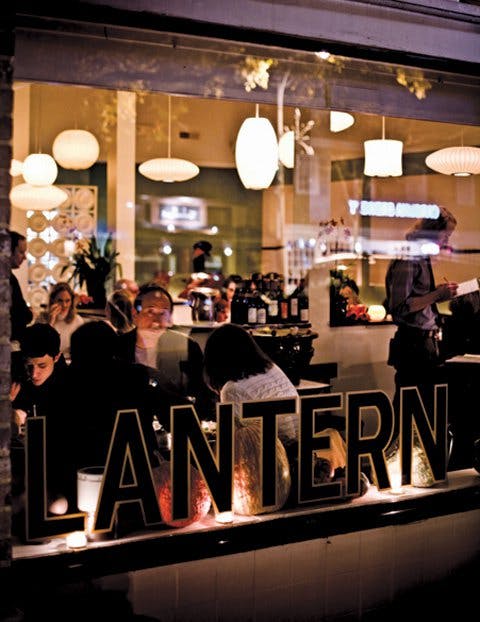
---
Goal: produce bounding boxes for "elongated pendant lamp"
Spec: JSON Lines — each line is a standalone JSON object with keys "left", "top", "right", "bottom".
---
{"left": 364, "top": 116, "right": 403, "bottom": 177}
{"left": 10, "top": 183, "right": 68, "bottom": 211}
{"left": 139, "top": 95, "right": 199, "bottom": 183}
{"left": 235, "top": 104, "right": 279, "bottom": 189}
{"left": 425, "top": 145, "right": 480, "bottom": 176}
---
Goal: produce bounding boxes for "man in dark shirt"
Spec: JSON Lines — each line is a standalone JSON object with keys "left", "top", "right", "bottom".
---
{"left": 385, "top": 206, "right": 458, "bottom": 440}
{"left": 10, "top": 230, "right": 33, "bottom": 347}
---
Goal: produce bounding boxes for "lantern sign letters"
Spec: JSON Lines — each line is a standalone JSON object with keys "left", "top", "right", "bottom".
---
{"left": 24, "top": 385, "right": 448, "bottom": 541}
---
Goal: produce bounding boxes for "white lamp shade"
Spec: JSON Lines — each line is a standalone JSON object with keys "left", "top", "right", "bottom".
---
{"left": 364, "top": 139, "right": 403, "bottom": 177}
{"left": 330, "top": 111, "right": 355, "bottom": 133}
{"left": 9, "top": 183, "right": 69, "bottom": 211}
{"left": 425, "top": 146, "right": 480, "bottom": 177}
{"left": 235, "top": 116, "right": 279, "bottom": 189}
{"left": 22, "top": 153, "right": 58, "bottom": 186}
{"left": 138, "top": 157, "right": 199, "bottom": 182}
{"left": 368, "top": 304, "right": 387, "bottom": 322}
{"left": 278, "top": 130, "right": 295, "bottom": 168}
{"left": 53, "top": 129, "right": 100, "bottom": 170}
{"left": 10, "top": 159, "right": 23, "bottom": 177}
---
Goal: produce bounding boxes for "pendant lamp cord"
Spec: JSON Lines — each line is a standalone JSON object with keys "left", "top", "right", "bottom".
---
{"left": 382, "top": 115, "right": 385, "bottom": 140}
{"left": 167, "top": 94, "right": 172, "bottom": 158}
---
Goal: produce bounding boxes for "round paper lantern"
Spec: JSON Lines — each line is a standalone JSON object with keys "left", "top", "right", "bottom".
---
{"left": 10, "top": 183, "right": 69, "bottom": 211}
{"left": 53, "top": 129, "right": 100, "bottom": 170}
{"left": 368, "top": 304, "right": 387, "bottom": 322}
{"left": 138, "top": 157, "right": 199, "bottom": 182}
{"left": 22, "top": 153, "right": 58, "bottom": 186}
{"left": 10, "top": 159, "right": 23, "bottom": 177}
{"left": 278, "top": 130, "right": 295, "bottom": 169}
{"left": 425, "top": 146, "right": 480, "bottom": 177}
{"left": 364, "top": 139, "right": 403, "bottom": 177}
{"left": 330, "top": 111, "right": 355, "bottom": 133}
{"left": 235, "top": 116, "right": 279, "bottom": 189}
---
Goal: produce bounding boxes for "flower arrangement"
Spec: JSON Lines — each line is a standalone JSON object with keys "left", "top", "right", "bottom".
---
{"left": 62, "top": 234, "right": 122, "bottom": 307}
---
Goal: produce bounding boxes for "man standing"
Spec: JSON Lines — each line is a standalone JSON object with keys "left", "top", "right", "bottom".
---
{"left": 10, "top": 231, "right": 33, "bottom": 348}
{"left": 385, "top": 206, "right": 458, "bottom": 440}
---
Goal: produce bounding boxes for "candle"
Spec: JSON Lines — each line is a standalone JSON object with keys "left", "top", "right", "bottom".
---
{"left": 77, "top": 466, "right": 104, "bottom": 534}
{"left": 66, "top": 531, "right": 87, "bottom": 549}
{"left": 215, "top": 511, "right": 234, "bottom": 524}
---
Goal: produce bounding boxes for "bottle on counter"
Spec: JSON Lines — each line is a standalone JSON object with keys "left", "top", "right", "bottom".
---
{"left": 279, "top": 278, "right": 290, "bottom": 324}
{"left": 267, "top": 278, "right": 280, "bottom": 324}
{"left": 297, "top": 277, "right": 310, "bottom": 323}
{"left": 289, "top": 278, "right": 300, "bottom": 323}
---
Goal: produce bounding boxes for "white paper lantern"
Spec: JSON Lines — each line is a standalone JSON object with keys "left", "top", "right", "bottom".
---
{"left": 139, "top": 157, "right": 199, "bottom": 182}
{"left": 10, "top": 183, "right": 68, "bottom": 211}
{"left": 364, "top": 139, "right": 403, "bottom": 177}
{"left": 235, "top": 115, "right": 279, "bottom": 189}
{"left": 53, "top": 129, "right": 100, "bottom": 170}
{"left": 330, "top": 111, "right": 355, "bottom": 133}
{"left": 425, "top": 146, "right": 480, "bottom": 177}
{"left": 22, "top": 153, "right": 58, "bottom": 186}
{"left": 367, "top": 304, "right": 387, "bottom": 322}
{"left": 278, "top": 130, "right": 295, "bottom": 169}
{"left": 10, "top": 159, "right": 23, "bottom": 177}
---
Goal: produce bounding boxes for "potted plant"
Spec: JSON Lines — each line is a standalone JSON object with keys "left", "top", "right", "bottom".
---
{"left": 62, "top": 234, "right": 122, "bottom": 309}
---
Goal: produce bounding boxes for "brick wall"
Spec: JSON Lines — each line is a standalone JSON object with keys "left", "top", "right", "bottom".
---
{"left": 0, "top": 6, "right": 14, "bottom": 571}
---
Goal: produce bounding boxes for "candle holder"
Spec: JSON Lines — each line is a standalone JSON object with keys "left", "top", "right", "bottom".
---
{"left": 77, "top": 466, "right": 104, "bottom": 538}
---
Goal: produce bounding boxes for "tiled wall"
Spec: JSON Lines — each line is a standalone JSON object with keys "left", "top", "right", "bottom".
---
{"left": 125, "top": 508, "right": 480, "bottom": 621}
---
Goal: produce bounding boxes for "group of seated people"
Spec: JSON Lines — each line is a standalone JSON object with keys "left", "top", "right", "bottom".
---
{"left": 10, "top": 277, "right": 311, "bottom": 535}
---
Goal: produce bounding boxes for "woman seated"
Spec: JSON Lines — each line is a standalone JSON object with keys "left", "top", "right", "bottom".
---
{"left": 203, "top": 323, "right": 298, "bottom": 445}
{"left": 38, "top": 281, "right": 84, "bottom": 361}
{"left": 214, "top": 276, "right": 239, "bottom": 323}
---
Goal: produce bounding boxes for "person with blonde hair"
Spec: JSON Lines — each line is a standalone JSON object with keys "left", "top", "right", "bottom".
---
{"left": 105, "top": 289, "right": 135, "bottom": 334}
{"left": 39, "top": 281, "right": 84, "bottom": 360}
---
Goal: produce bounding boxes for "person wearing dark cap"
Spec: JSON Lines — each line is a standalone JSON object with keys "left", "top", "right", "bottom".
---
{"left": 192, "top": 240, "right": 212, "bottom": 272}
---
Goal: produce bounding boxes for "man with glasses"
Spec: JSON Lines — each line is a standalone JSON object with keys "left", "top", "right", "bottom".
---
{"left": 117, "top": 283, "right": 217, "bottom": 423}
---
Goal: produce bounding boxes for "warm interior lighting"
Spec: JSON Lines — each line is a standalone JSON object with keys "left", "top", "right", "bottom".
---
{"left": 367, "top": 305, "right": 387, "bottom": 322}
{"left": 9, "top": 183, "right": 68, "bottom": 211}
{"left": 330, "top": 111, "right": 355, "bottom": 133}
{"left": 10, "top": 159, "right": 23, "bottom": 177}
{"left": 425, "top": 146, "right": 480, "bottom": 177}
{"left": 77, "top": 466, "right": 104, "bottom": 535}
{"left": 22, "top": 153, "right": 58, "bottom": 186}
{"left": 235, "top": 104, "right": 279, "bottom": 189}
{"left": 66, "top": 531, "right": 87, "bottom": 549}
{"left": 364, "top": 117, "right": 403, "bottom": 177}
{"left": 215, "top": 510, "right": 234, "bottom": 524}
{"left": 139, "top": 95, "right": 199, "bottom": 182}
{"left": 278, "top": 130, "right": 295, "bottom": 168}
{"left": 53, "top": 129, "right": 100, "bottom": 170}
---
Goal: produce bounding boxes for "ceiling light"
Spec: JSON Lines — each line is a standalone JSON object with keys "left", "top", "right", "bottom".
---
{"left": 364, "top": 117, "right": 403, "bottom": 177}
{"left": 278, "top": 130, "right": 295, "bottom": 169}
{"left": 10, "top": 159, "right": 23, "bottom": 177}
{"left": 22, "top": 153, "right": 58, "bottom": 186}
{"left": 139, "top": 95, "right": 199, "bottom": 183}
{"left": 53, "top": 129, "right": 100, "bottom": 170}
{"left": 425, "top": 146, "right": 480, "bottom": 177}
{"left": 10, "top": 183, "right": 69, "bottom": 211}
{"left": 235, "top": 104, "right": 279, "bottom": 190}
{"left": 330, "top": 111, "right": 355, "bottom": 133}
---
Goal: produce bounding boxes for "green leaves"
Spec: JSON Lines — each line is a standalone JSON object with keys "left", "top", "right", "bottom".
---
{"left": 62, "top": 234, "right": 122, "bottom": 288}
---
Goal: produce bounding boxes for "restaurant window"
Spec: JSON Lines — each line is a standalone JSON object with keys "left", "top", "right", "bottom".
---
{"left": 10, "top": 26, "right": 480, "bottom": 543}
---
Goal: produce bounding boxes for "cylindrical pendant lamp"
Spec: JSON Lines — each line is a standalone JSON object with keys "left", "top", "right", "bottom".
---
{"left": 364, "top": 117, "right": 403, "bottom": 177}
{"left": 53, "top": 129, "right": 100, "bottom": 170}
{"left": 22, "top": 153, "right": 58, "bottom": 186}
{"left": 235, "top": 105, "right": 279, "bottom": 189}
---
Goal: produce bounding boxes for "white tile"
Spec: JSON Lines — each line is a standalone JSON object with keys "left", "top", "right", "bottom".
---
{"left": 393, "top": 521, "right": 426, "bottom": 563}
{"left": 291, "top": 580, "right": 325, "bottom": 620}
{"left": 325, "top": 570, "right": 360, "bottom": 618}
{"left": 290, "top": 538, "right": 327, "bottom": 585}
{"left": 175, "top": 599, "right": 217, "bottom": 622}
{"left": 128, "top": 565, "right": 177, "bottom": 617}
{"left": 254, "top": 545, "right": 292, "bottom": 592}
{"left": 177, "top": 557, "right": 217, "bottom": 607}
{"left": 325, "top": 533, "right": 360, "bottom": 576}
{"left": 359, "top": 564, "right": 393, "bottom": 612}
{"left": 392, "top": 559, "right": 423, "bottom": 597}
{"left": 254, "top": 586, "right": 292, "bottom": 622}
{"left": 359, "top": 526, "right": 394, "bottom": 568}
{"left": 216, "top": 551, "right": 255, "bottom": 602}
{"left": 217, "top": 594, "right": 255, "bottom": 622}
